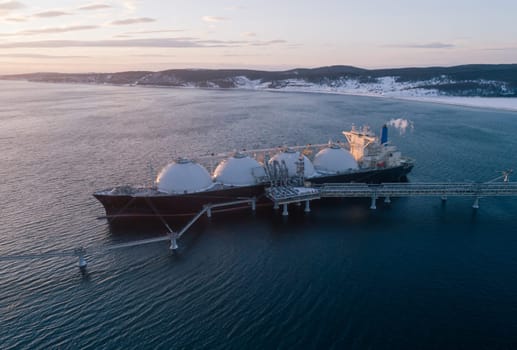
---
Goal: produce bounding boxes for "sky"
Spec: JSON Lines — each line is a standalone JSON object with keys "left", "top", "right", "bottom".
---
{"left": 0, "top": 0, "right": 516, "bottom": 74}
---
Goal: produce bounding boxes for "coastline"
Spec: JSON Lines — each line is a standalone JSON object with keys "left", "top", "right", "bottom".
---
{"left": 261, "top": 87, "right": 517, "bottom": 112}
{"left": 2, "top": 78, "right": 517, "bottom": 112}
{"left": 385, "top": 95, "right": 517, "bottom": 112}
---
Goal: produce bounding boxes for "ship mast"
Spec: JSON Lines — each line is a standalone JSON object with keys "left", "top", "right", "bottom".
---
{"left": 342, "top": 125, "right": 377, "bottom": 162}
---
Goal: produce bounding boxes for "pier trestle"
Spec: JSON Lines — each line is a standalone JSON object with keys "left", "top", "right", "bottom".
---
{"left": 265, "top": 181, "right": 517, "bottom": 215}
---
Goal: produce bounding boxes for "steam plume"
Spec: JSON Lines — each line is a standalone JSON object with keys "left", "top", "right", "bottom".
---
{"left": 387, "top": 118, "right": 414, "bottom": 134}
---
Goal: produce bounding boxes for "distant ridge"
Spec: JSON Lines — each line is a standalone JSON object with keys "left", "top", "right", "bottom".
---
{"left": 2, "top": 64, "right": 517, "bottom": 97}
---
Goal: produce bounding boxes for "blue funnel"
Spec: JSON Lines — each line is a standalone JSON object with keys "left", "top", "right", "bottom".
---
{"left": 380, "top": 124, "right": 388, "bottom": 145}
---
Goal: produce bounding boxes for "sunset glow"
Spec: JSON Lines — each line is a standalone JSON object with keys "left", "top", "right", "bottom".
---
{"left": 1, "top": 0, "right": 516, "bottom": 74}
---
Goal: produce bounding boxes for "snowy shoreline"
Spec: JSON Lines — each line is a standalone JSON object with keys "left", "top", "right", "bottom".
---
{"left": 385, "top": 95, "right": 517, "bottom": 112}
{"left": 3, "top": 78, "right": 517, "bottom": 112}
{"left": 251, "top": 79, "right": 517, "bottom": 112}
{"left": 260, "top": 86, "right": 517, "bottom": 112}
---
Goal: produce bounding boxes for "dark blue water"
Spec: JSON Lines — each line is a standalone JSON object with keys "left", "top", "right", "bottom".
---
{"left": 1, "top": 80, "right": 517, "bottom": 349}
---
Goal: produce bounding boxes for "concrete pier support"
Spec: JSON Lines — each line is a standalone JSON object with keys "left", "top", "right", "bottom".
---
{"left": 206, "top": 207, "right": 212, "bottom": 218}
{"left": 251, "top": 198, "right": 256, "bottom": 211}
{"left": 441, "top": 196, "right": 447, "bottom": 202}
{"left": 273, "top": 202, "right": 279, "bottom": 210}
{"left": 384, "top": 196, "right": 391, "bottom": 204}
{"left": 169, "top": 232, "right": 179, "bottom": 250}
{"left": 282, "top": 203, "right": 289, "bottom": 216}
{"left": 370, "top": 196, "right": 377, "bottom": 210}
{"left": 472, "top": 197, "right": 480, "bottom": 209}
{"left": 304, "top": 200, "right": 311, "bottom": 213}
{"left": 75, "top": 247, "right": 87, "bottom": 269}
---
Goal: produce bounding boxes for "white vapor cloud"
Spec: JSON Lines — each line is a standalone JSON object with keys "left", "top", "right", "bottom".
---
{"left": 387, "top": 118, "right": 414, "bottom": 134}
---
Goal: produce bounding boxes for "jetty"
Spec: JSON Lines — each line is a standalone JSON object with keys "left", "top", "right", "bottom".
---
{"left": 266, "top": 181, "right": 517, "bottom": 214}
{"left": 3, "top": 177, "right": 517, "bottom": 271}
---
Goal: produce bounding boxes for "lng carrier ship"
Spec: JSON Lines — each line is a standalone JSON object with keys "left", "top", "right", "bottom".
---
{"left": 94, "top": 125, "right": 414, "bottom": 223}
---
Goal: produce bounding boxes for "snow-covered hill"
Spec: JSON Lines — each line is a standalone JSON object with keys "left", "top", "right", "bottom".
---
{"left": 2, "top": 64, "right": 517, "bottom": 98}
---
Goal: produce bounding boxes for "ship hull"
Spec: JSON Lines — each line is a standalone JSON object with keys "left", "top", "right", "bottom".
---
{"left": 94, "top": 184, "right": 266, "bottom": 221}
{"left": 94, "top": 163, "right": 413, "bottom": 226}
{"left": 309, "top": 162, "right": 413, "bottom": 184}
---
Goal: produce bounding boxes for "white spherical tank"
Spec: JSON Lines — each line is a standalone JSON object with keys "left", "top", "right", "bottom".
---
{"left": 156, "top": 158, "right": 213, "bottom": 194}
{"left": 313, "top": 145, "right": 358, "bottom": 173}
{"left": 269, "top": 149, "right": 316, "bottom": 178}
{"left": 213, "top": 153, "right": 264, "bottom": 186}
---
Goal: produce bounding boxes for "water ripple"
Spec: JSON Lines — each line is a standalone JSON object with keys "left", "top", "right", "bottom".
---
{"left": 2, "top": 81, "right": 517, "bottom": 349}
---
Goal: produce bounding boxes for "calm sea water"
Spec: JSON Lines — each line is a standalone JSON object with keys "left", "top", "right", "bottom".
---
{"left": 1, "top": 80, "right": 517, "bottom": 349}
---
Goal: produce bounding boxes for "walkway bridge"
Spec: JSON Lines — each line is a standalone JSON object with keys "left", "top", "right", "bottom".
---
{"left": 266, "top": 181, "right": 517, "bottom": 214}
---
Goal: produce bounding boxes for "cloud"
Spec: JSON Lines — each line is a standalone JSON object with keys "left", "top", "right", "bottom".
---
{"left": 200, "top": 39, "right": 246, "bottom": 45}
{"left": 78, "top": 3, "right": 111, "bottom": 10}
{"left": 202, "top": 16, "right": 228, "bottom": 23}
{"left": 406, "top": 42, "right": 455, "bottom": 49}
{"left": 120, "top": 0, "right": 137, "bottom": 12}
{"left": 4, "top": 16, "right": 25, "bottom": 21}
{"left": 130, "top": 53, "right": 176, "bottom": 57}
{"left": 0, "top": 0, "right": 24, "bottom": 10}
{"left": 483, "top": 46, "right": 517, "bottom": 51}
{"left": 0, "top": 37, "right": 225, "bottom": 48}
{"left": 0, "top": 53, "right": 89, "bottom": 59}
{"left": 110, "top": 17, "right": 155, "bottom": 25}
{"left": 250, "top": 39, "right": 286, "bottom": 46}
{"left": 222, "top": 53, "right": 263, "bottom": 57}
{"left": 123, "top": 29, "right": 183, "bottom": 35}
{"left": 385, "top": 42, "right": 455, "bottom": 49}
{"left": 0, "top": 0, "right": 24, "bottom": 15}
{"left": 0, "top": 37, "right": 288, "bottom": 49}
{"left": 1, "top": 25, "right": 99, "bottom": 36}
{"left": 225, "top": 5, "right": 245, "bottom": 11}
{"left": 33, "top": 10, "right": 71, "bottom": 18}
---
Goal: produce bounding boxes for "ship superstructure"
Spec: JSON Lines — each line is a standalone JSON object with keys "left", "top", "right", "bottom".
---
{"left": 343, "top": 124, "right": 403, "bottom": 169}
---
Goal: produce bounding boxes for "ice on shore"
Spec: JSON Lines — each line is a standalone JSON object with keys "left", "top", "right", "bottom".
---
{"left": 232, "top": 75, "right": 517, "bottom": 112}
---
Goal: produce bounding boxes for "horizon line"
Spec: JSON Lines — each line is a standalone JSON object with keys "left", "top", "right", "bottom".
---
{"left": 3, "top": 62, "right": 517, "bottom": 76}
